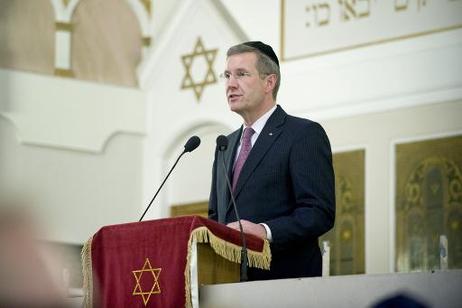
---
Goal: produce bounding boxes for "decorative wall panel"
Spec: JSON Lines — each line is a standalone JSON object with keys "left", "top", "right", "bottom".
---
{"left": 171, "top": 202, "right": 208, "bottom": 218}
{"left": 396, "top": 135, "right": 462, "bottom": 272}
{"left": 320, "top": 149, "right": 365, "bottom": 275}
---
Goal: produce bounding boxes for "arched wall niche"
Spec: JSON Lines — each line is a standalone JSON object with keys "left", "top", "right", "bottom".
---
{"left": 151, "top": 121, "right": 233, "bottom": 218}
{"left": 70, "top": 0, "right": 142, "bottom": 86}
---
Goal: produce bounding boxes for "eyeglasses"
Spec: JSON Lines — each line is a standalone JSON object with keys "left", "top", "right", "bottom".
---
{"left": 219, "top": 70, "right": 252, "bottom": 81}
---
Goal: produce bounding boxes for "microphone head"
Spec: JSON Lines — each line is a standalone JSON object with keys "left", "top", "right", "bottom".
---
{"left": 184, "top": 136, "right": 201, "bottom": 153}
{"left": 216, "top": 135, "right": 228, "bottom": 151}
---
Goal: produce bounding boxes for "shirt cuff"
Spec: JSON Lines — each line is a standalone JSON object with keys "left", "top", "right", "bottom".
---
{"left": 260, "top": 223, "right": 273, "bottom": 242}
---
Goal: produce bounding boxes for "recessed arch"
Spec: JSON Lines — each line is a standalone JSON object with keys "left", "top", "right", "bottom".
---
{"left": 162, "top": 120, "right": 232, "bottom": 160}
{"left": 71, "top": 0, "right": 143, "bottom": 86}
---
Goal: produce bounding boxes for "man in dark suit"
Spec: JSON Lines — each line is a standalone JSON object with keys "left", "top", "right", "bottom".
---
{"left": 209, "top": 41, "right": 335, "bottom": 280}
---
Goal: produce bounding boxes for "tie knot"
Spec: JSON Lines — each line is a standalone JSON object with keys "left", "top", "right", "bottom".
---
{"left": 242, "top": 127, "right": 255, "bottom": 142}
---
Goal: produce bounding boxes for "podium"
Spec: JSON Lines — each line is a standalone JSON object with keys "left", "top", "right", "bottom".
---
{"left": 81, "top": 216, "right": 271, "bottom": 307}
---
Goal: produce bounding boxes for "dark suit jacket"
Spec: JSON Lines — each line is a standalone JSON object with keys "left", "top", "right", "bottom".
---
{"left": 209, "top": 105, "right": 335, "bottom": 280}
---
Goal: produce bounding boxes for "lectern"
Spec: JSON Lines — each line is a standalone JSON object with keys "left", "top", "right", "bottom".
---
{"left": 81, "top": 216, "right": 270, "bottom": 307}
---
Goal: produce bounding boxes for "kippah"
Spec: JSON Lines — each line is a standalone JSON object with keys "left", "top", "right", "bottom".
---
{"left": 242, "top": 41, "right": 279, "bottom": 67}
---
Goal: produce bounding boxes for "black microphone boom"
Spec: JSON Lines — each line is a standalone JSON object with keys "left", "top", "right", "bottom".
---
{"left": 216, "top": 134, "right": 248, "bottom": 282}
{"left": 184, "top": 135, "right": 201, "bottom": 153}
{"left": 139, "top": 136, "right": 201, "bottom": 222}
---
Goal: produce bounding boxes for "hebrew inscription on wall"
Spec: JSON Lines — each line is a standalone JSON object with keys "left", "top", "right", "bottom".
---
{"left": 281, "top": 0, "right": 462, "bottom": 60}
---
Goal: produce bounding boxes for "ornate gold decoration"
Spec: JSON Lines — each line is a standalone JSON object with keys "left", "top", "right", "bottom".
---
{"left": 55, "top": 21, "right": 73, "bottom": 32}
{"left": 62, "top": 0, "right": 71, "bottom": 7}
{"left": 181, "top": 37, "right": 218, "bottom": 101}
{"left": 396, "top": 135, "right": 462, "bottom": 272}
{"left": 320, "top": 150, "right": 365, "bottom": 275}
{"left": 132, "top": 258, "right": 161, "bottom": 306}
{"left": 341, "top": 229, "right": 352, "bottom": 240}
{"left": 402, "top": 158, "right": 462, "bottom": 211}
{"left": 54, "top": 68, "right": 74, "bottom": 78}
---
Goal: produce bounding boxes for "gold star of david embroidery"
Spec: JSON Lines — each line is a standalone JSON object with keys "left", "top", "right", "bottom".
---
{"left": 181, "top": 37, "right": 218, "bottom": 101}
{"left": 132, "top": 258, "right": 162, "bottom": 306}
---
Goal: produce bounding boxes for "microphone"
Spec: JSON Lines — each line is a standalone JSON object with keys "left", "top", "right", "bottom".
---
{"left": 216, "top": 135, "right": 248, "bottom": 282}
{"left": 184, "top": 135, "right": 201, "bottom": 153}
{"left": 139, "top": 136, "right": 201, "bottom": 222}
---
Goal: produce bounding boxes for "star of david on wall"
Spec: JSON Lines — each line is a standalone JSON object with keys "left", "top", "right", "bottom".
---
{"left": 132, "top": 258, "right": 162, "bottom": 306}
{"left": 181, "top": 37, "right": 218, "bottom": 102}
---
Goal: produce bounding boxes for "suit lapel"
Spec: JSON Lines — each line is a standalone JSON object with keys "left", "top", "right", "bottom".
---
{"left": 229, "top": 106, "right": 287, "bottom": 208}
{"left": 226, "top": 129, "right": 241, "bottom": 182}
{"left": 221, "top": 129, "right": 241, "bottom": 216}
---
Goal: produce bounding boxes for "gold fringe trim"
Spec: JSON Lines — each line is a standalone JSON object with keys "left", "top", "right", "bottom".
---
{"left": 192, "top": 227, "right": 271, "bottom": 269}
{"left": 184, "top": 226, "right": 271, "bottom": 308}
{"left": 184, "top": 235, "right": 194, "bottom": 308}
{"left": 81, "top": 236, "right": 93, "bottom": 308}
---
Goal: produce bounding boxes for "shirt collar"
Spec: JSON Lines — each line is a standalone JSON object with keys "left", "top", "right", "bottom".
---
{"left": 242, "top": 104, "right": 277, "bottom": 138}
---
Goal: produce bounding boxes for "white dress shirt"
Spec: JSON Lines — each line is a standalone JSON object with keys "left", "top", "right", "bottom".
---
{"left": 234, "top": 104, "right": 277, "bottom": 241}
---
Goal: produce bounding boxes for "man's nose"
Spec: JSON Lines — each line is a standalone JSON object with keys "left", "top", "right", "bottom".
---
{"left": 226, "top": 75, "right": 239, "bottom": 87}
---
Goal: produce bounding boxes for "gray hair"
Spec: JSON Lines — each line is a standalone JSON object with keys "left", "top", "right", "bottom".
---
{"left": 227, "top": 44, "right": 281, "bottom": 100}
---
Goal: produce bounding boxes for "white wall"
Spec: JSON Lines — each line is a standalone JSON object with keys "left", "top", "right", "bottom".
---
{"left": 166, "top": 126, "right": 230, "bottom": 207}
{"left": 0, "top": 117, "right": 145, "bottom": 243}
{"left": 0, "top": 69, "right": 146, "bottom": 244}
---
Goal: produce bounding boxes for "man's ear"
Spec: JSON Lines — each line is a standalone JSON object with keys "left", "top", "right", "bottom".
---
{"left": 265, "top": 74, "right": 277, "bottom": 94}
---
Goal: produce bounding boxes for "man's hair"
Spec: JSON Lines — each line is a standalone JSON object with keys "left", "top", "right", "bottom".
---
{"left": 227, "top": 44, "right": 281, "bottom": 100}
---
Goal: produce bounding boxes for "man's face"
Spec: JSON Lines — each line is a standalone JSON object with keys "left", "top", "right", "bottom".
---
{"left": 224, "top": 52, "right": 267, "bottom": 117}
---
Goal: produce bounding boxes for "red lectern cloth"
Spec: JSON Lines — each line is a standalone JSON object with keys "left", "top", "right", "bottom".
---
{"left": 81, "top": 216, "right": 271, "bottom": 308}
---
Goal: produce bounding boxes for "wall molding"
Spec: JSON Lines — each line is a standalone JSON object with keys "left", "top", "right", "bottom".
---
{"left": 298, "top": 86, "right": 462, "bottom": 122}
{"left": 0, "top": 69, "right": 146, "bottom": 153}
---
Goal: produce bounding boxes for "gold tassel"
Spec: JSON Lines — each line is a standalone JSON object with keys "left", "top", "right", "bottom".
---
{"left": 184, "top": 233, "right": 197, "bottom": 308}
{"left": 81, "top": 237, "right": 93, "bottom": 308}
{"left": 191, "top": 226, "right": 271, "bottom": 269}
{"left": 184, "top": 227, "right": 272, "bottom": 307}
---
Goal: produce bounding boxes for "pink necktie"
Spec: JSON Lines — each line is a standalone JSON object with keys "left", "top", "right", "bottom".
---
{"left": 232, "top": 127, "right": 255, "bottom": 191}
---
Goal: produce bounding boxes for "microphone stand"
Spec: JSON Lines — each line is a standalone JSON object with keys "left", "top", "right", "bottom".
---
{"left": 139, "top": 151, "right": 185, "bottom": 222}
{"left": 219, "top": 150, "right": 248, "bottom": 282}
